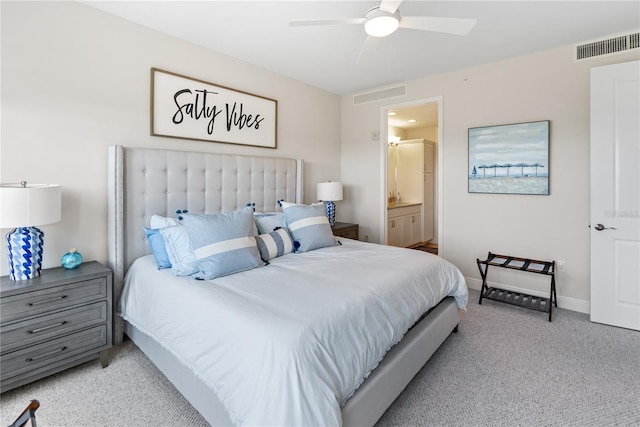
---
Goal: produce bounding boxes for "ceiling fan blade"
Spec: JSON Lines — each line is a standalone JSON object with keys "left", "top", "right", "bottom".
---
{"left": 356, "top": 36, "right": 381, "bottom": 64}
{"left": 379, "top": 0, "right": 403, "bottom": 14}
{"left": 399, "top": 16, "right": 477, "bottom": 35}
{"left": 289, "top": 18, "right": 365, "bottom": 27}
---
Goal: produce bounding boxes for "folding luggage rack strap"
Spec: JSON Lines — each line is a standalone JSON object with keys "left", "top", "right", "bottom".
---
{"left": 476, "top": 252, "right": 558, "bottom": 321}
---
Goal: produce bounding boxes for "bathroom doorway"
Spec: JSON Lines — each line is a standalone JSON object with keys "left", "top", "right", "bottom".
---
{"left": 381, "top": 98, "right": 442, "bottom": 253}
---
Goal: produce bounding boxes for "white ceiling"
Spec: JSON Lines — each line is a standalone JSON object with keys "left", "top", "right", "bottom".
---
{"left": 82, "top": 1, "right": 639, "bottom": 95}
{"left": 388, "top": 103, "right": 438, "bottom": 129}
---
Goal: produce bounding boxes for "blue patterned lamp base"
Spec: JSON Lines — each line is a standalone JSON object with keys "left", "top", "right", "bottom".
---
{"left": 6, "top": 227, "right": 44, "bottom": 281}
{"left": 324, "top": 201, "right": 337, "bottom": 227}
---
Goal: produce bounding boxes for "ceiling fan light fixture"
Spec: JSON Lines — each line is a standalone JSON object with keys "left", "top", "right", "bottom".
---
{"left": 364, "top": 8, "right": 400, "bottom": 37}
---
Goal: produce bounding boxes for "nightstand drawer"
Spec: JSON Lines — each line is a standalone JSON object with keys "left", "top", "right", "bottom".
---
{"left": 1, "top": 277, "right": 107, "bottom": 324}
{"left": 1, "top": 301, "right": 107, "bottom": 354}
{"left": 332, "top": 222, "right": 359, "bottom": 239}
{"left": 0, "top": 325, "right": 108, "bottom": 382}
{"left": 336, "top": 228, "right": 358, "bottom": 239}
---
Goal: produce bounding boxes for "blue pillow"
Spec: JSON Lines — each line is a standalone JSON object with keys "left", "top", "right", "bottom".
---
{"left": 282, "top": 203, "right": 336, "bottom": 252}
{"left": 143, "top": 227, "right": 172, "bottom": 269}
{"left": 180, "top": 207, "right": 263, "bottom": 280}
{"left": 254, "top": 212, "right": 286, "bottom": 234}
{"left": 255, "top": 228, "right": 295, "bottom": 261}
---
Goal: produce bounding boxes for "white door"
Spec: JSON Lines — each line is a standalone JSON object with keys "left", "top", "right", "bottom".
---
{"left": 590, "top": 60, "right": 640, "bottom": 331}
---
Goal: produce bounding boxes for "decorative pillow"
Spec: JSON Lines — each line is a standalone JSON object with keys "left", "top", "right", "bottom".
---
{"left": 146, "top": 215, "right": 198, "bottom": 276}
{"left": 254, "top": 212, "right": 286, "bottom": 235}
{"left": 143, "top": 227, "right": 172, "bottom": 269}
{"left": 180, "top": 207, "right": 263, "bottom": 280}
{"left": 158, "top": 223, "right": 199, "bottom": 276}
{"left": 150, "top": 215, "right": 180, "bottom": 229}
{"left": 282, "top": 203, "right": 336, "bottom": 253}
{"left": 279, "top": 200, "right": 296, "bottom": 210}
{"left": 246, "top": 203, "right": 259, "bottom": 235}
{"left": 255, "top": 228, "right": 295, "bottom": 261}
{"left": 279, "top": 201, "right": 324, "bottom": 210}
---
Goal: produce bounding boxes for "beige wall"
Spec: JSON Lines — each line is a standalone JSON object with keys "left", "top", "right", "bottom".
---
{"left": 0, "top": 1, "right": 341, "bottom": 274}
{"left": 341, "top": 47, "right": 639, "bottom": 311}
{"left": 2, "top": 1, "right": 638, "bottom": 311}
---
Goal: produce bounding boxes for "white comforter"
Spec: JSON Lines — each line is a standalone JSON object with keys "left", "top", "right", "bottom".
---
{"left": 119, "top": 239, "right": 468, "bottom": 426}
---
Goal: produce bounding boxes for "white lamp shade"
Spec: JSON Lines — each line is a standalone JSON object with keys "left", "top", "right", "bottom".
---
{"left": 0, "top": 183, "right": 61, "bottom": 228}
{"left": 317, "top": 182, "right": 343, "bottom": 202}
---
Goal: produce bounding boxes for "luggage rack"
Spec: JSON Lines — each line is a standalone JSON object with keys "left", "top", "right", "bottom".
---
{"left": 476, "top": 252, "right": 557, "bottom": 321}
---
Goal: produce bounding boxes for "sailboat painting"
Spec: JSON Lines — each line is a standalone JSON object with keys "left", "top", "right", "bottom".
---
{"left": 468, "top": 120, "right": 550, "bottom": 195}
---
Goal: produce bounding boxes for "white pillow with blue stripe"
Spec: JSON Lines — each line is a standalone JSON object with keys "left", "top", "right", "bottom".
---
{"left": 180, "top": 207, "right": 263, "bottom": 280}
{"left": 255, "top": 228, "right": 295, "bottom": 261}
{"left": 282, "top": 203, "right": 336, "bottom": 252}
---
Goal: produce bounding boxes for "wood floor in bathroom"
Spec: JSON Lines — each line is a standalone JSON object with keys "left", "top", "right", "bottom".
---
{"left": 410, "top": 242, "right": 438, "bottom": 255}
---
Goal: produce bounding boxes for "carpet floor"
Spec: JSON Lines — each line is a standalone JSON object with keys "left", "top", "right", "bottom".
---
{"left": 1, "top": 289, "right": 638, "bottom": 426}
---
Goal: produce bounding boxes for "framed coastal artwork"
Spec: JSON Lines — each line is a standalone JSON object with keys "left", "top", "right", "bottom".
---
{"left": 151, "top": 68, "right": 278, "bottom": 148}
{"left": 468, "top": 120, "right": 550, "bottom": 195}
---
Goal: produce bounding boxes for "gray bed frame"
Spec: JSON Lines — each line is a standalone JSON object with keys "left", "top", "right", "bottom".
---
{"left": 107, "top": 145, "right": 461, "bottom": 426}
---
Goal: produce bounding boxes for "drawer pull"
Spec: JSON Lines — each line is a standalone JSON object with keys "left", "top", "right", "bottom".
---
{"left": 26, "top": 346, "right": 68, "bottom": 363}
{"left": 26, "top": 295, "right": 67, "bottom": 307}
{"left": 27, "top": 321, "right": 68, "bottom": 334}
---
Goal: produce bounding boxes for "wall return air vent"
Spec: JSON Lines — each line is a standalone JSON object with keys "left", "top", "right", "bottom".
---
{"left": 353, "top": 84, "right": 407, "bottom": 105}
{"left": 574, "top": 31, "right": 640, "bottom": 62}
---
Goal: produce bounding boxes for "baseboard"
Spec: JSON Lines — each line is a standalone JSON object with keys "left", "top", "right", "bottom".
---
{"left": 465, "top": 277, "right": 590, "bottom": 314}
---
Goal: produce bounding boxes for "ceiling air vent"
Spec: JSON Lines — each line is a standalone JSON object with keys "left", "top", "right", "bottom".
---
{"left": 574, "top": 31, "right": 640, "bottom": 62}
{"left": 631, "top": 32, "right": 640, "bottom": 50}
{"left": 353, "top": 84, "right": 406, "bottom": 105}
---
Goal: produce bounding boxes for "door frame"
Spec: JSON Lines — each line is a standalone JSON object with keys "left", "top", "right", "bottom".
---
{"left": 379, "top": 96, "right": 444, "bottom": 254}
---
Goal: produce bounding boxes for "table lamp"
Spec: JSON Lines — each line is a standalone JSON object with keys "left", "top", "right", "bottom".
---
{"left": 317, "top": 181, "right": 343, "bottom": 227}
{"left": 0, "top": 182, "right": 61, "bottom": 281}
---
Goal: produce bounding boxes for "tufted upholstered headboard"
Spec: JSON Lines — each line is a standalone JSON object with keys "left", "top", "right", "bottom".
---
{"left": 107, "top": 145, "right": 303, "bottom": 342}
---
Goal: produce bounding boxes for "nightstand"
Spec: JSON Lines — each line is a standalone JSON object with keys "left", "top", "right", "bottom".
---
{"left": 0, "top": 261, "right": 113, "bottom": 393}
{"left": 332, "top": 222, "right": 359, "bottom": 240}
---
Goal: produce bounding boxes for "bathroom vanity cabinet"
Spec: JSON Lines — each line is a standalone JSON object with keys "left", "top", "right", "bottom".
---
{"left": 387, "top": 203, "right": 422, "bottom": 248}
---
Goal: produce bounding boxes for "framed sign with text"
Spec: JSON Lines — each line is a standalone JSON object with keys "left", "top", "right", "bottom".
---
{"left": 151, "top": 68, "right": 277, "bottom": 148}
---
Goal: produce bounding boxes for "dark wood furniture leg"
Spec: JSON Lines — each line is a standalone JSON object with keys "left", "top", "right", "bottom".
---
{"left": 8, "top": 400, "right": 39, "bottom": 427}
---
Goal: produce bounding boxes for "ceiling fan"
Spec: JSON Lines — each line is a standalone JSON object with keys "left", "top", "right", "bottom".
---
{"left": 290, "top": 0, "right": 477, "bottom": 61}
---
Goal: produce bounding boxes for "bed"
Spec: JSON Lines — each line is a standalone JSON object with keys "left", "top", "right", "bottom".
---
{"left": 107, "top": 145, "right": 468, "bottom": 426}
